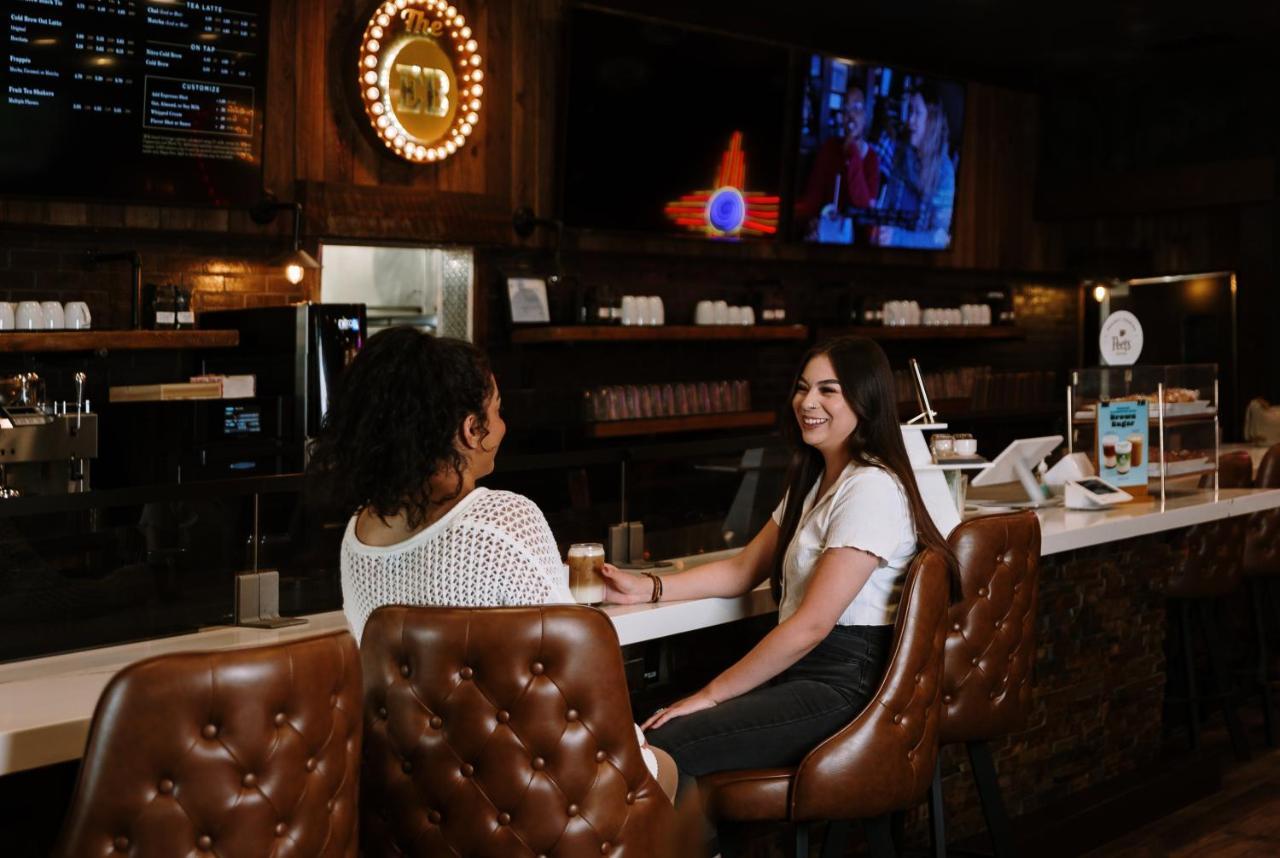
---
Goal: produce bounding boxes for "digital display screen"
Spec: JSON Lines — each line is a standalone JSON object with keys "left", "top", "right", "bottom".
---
{"left": 222, "top": 403, "right": 260, "bottom": 435}
{"left": 0, "top": 0, "right": 269, "bottom": 205}
{"left": 1076, "top": 479, "right": 1120, "bottom": 495}
{"left": 794, "top": 54, "right": 965, "bottom": 250}
{"left": 562, "top": 9, "right": 788, "bottom": 240}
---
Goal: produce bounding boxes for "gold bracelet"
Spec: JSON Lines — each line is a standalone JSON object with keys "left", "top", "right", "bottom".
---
{"left": 645, "top": 572, "right": 663, "bottom": 603}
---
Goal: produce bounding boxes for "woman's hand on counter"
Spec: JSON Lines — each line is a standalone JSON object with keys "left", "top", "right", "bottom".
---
{"left": 641, "top": 687, "right": 718, "bottom": 731}
{"left": 601, "top": 564, "right": 653, "bottom": 604}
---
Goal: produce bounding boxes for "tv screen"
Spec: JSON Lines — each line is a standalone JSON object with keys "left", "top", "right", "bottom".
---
{"left": 0, "top": 0, "right": 269, "bottom": 206}
{"left": 793, "top": 54, "right": 965, "bottom": 250}
{"left": 561, "top": 10, "right": 789, "bottom": 240}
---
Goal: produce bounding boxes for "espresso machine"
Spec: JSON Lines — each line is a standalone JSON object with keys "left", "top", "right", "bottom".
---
{"left": 0, "top": 372, "right": 98, "bottom": 497}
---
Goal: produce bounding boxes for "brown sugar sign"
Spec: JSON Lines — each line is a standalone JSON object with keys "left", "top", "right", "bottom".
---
{"left": 358, "top": 0, "right": 483, "bottom": 163}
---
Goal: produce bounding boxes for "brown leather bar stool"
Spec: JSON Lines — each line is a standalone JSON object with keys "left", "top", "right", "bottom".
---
{"left": 696, "top": 545, "right": 951, "bottom": 858}
{"left": 928, "top": 511, "right": 1041, "bottom": 858}
{"left": 360, "top": 604, "right": 675, "bottom": 858}
{"left": 1244, "top": 444, "right": 1280, "bottom": 745}
{"left": 53, "top": 631, "right": 362, "bottom": 858}
{"left": 1166, "top": 453, "right": 1254, "bottom": 760}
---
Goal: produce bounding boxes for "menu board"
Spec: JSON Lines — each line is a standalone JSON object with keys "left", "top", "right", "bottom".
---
{"left": 1, "top": 0, "right": 269, "bottom": 206}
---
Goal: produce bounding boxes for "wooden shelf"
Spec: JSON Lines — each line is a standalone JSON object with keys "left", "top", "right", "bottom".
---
{"left": 820, "top": 325, "right": 1026, "bottom": 341}
{"left": 511, "top": 325, "right": 808, "bottom": 344}
{"left": 0, "top": 330, "right": 239, "bottom": 353}
{"left": 584, "top": 411, "right": 776, "bottom": 438}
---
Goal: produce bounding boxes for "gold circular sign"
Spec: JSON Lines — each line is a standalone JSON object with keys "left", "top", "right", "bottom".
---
{"left": 358, "top": 0, "right": 483, "bottom": 163}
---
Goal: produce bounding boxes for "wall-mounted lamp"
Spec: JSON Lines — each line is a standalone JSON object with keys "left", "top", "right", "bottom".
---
{"left": 85, "top": 250, "right": 143, "bottom": 329}
{"left": 1092, "top": 284, "right": 1108, "bottom": 303}
{"left": 250, "top": 195, "right": 321, "bottom": 285}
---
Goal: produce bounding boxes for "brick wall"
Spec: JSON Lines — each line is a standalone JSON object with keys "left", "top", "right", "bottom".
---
{"left": 0, "top": 229, "right": 309, "bottom": 330}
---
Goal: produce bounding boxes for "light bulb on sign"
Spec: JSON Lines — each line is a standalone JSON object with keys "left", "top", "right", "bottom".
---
{"left": 285, "top": 263, "right": 305, "bottom": 285}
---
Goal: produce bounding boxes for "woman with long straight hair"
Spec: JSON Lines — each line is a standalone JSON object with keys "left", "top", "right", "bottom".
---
{"left": 604, "top": 336, "right": 954, "bottom": 789}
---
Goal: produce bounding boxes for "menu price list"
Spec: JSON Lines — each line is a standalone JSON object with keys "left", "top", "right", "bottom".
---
{"left": 1, "top": 0, "right": 268, "bottom": 205}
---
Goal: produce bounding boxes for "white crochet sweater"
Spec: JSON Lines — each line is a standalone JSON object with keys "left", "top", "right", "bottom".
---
{"left": 340, "top": 487, "right": 572, "bottom": 643}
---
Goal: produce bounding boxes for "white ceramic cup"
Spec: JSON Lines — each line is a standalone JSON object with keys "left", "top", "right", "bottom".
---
{"left": 954, "top": 438, "right": 978, "bottom": 456}
{"left": 743, "top": 306, "right": 756, "bottom": 325}
{"left": 621, "top": 295, "right": 639, "bottom": 326}
{"left": 727, "top": 306, "right": 744, "bottom": 325}
{"left": 644, "top": 296, "right": 661, "bottom": 326}
{"left": 653, "top": 296, "right": 665, "bottom": 325}
{"left": 713, "top": 300, "right": 729, "bottom": 325}
{"left": 16, "top": 301, "right": 44, "bottom": 331}
{"left": 41, "top": 301, "right": 65, "bottom": 329}
{"left": 694, "top": 300, "right": 713, "bottom": 325}
{"left": 0, "top": 302, "right": 13, "bottom": 331}
{"left": 64, "top": 301, "right": 91, "bottom": 330}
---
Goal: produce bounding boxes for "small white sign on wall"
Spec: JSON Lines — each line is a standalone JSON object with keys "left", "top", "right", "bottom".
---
{"left": 1099, "top": 310, "right": 1144, "bottom": 366}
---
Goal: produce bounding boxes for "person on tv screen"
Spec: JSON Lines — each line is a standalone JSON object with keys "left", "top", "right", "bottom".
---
{"left": 795, "top": 84, "right": 880, "bottom": 244}
{"left": 875, "top": 82, "right": 956, "bottom": 249}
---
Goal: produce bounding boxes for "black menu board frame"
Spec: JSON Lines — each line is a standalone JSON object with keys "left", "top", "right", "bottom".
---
{"left": 1, "top": 0, "right": 271, "bottom": 208}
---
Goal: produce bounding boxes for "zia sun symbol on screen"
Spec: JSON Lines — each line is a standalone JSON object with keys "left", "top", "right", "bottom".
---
{"left": 663, "top": 132, "right": 779, "bottom": 238}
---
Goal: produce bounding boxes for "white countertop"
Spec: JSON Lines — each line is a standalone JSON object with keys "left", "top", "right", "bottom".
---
{"left": 4, "top": 487, "right": 1280, "bottom": 778}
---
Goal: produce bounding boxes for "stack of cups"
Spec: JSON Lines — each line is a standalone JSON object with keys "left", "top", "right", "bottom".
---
{"left": 0, "top": 301, "right": 92, "bottom": 331}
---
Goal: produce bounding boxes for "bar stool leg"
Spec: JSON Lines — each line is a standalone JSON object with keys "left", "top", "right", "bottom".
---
{"left": 864, "top": 814, "right": 897, "bottom": 858}
{"left": 819, "top": 820, "right": 850, "bottom": 858}
{"left": 794, "top": 821, "right": 810, "bottom": 858}
{"left": 928, "top": 757, "right": 948, "bottom": 858}
{"left": 967, "top": 741, "right": 1016, "bottom": 858}
{"left": 1252, "top": 579, "right": 1279, "bottom": 747}
{"left": 716, "top": 822, "right": 747, "bottom": 858}
{"left": 1178, "top": 599, "right": 1202, "bottom": 750}
{"left": 1199, "top": 598, "right": 1251, "bottom": 761}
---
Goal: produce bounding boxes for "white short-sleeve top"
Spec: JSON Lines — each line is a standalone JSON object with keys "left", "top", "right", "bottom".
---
{"left": 340, "top": 487, "right": 573, "bottom": 642}
{"left": 771, "top": 462, "right": 919, "bottom": 626}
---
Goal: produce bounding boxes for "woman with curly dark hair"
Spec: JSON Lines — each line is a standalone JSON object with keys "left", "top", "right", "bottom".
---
{"left": 307, "top": 327, "right": 573, "bottom": 644}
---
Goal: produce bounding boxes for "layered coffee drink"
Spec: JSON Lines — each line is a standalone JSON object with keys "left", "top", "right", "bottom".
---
{"left": 568, "top": 542, "right": 606, "bottom": 604}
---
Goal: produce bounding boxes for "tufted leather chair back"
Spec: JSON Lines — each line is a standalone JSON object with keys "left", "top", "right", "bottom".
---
{"left": 1216, "top": 450, "right": 1255, "bottom": 489}
{"left": 360, "top": 604, "right": 674, "bottom": 857}
{"left": 1257, "top": 444, "right": 1280, "bottom": 490}
{"left": 787, "top": 545, "right": 950, "bottom": 822}
{"left": 1245, "top": 444, "right": 1280, "bottom": 578}
{"left": 53, "top": 631, "right": 362, "bottom": 858}
{"left": 939, "top": 512, "right": 1041, "bottom": 746}
{"left": 1168, "top": 515, "right": 1250, "bottom": 598}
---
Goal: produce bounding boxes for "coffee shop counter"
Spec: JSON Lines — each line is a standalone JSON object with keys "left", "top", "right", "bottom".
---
{"left": 4, "top": 487, "right": 1280, "bottom": 777}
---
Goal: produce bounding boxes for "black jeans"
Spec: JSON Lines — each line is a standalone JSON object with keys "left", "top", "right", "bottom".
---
{"left": 646, "top": 624, "right": 892, "bottom": 782}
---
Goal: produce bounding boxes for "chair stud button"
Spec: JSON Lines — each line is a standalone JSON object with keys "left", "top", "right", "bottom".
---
{"left": 430, "top": 716, "right": 443, "bottom": 729}
{"left": 893, "top": 714, "right": 902, "bottom": 724}
{"left": 242, "top": 773, "right": 257, "bottom": 787}
{"left": 402, "top": 760, "right": 413, "bottom": 773}
{"left": 305, "top": 757, "right": 317, "bottom": 772}
{"left": 532, "top": 757, "right": 545, "bottom": 770}
{"left": 158, "top": 778, "right": 174, "bottom": 794}
{"left": 943, "top": 695, "right": 953, "bottom": 703}
{"left": 460, "top": 666, "right": 473, "bottom": 679}
{"left": 274, "top": 712, "right": 286, "bottom": 726}
{"left": 498, "top": 812, "right": 511, "bottom": 825}
{"left": 595, "top": 750, "right": 607, "bottom": 762}
{"left": 378, "top": 707, "right": 388, "bottom": 719}
{"left": 400, "top": 664, "right": 411, "bottom": 677}
{"left": 429, "top": 810, "right": 442, "bottom": 824}
{"left": 567, "top": 803, "right": 579, "bottom": 816}
{"left": 566, "top": 709, "right": 579, "bottom": 721}
{"left": 197, "top": 835, "right": 212, "bottom": 850}
{"left": 531, "top": 662, "right": 545, "bottom": 674}
{"left": 625, "top": 791, "right": 635, "bottom": 804}
{"left": 952, "top": 623, "right": 961, "bottom": 631}
{"left": 202, "top": 724, "right": 218, "bottom": 739}
{"left": 971, "top": 657, "right": 979, "bottom": 666}
{"left": 497, "top": 710, "right": 510, "bottom": 723}
{"left": 601, "top": 843, "right": 612, "bottom": 854}
{"left": 461, "top": 763, "right": 474, "bottom": 777}
{"left": 114, "top": 836, "right": 129, "bottom": 851}
{"left": 275, "top": 823, "right": 287, "bottom": 836}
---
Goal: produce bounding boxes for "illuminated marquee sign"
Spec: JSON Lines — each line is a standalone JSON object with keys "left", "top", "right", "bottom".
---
{"left": 358, "top": 0, "right": 483, "bottom": 163}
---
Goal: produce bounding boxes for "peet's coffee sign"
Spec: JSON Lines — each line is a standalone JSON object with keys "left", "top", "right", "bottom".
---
{"left": 358, "top": 0, "right": 483, "bottom": 163}
{"left": 1099, "top": 310, "right": 1144, "bottom": 366}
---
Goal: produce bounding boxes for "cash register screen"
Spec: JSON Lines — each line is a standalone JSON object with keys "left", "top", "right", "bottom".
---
{"left": 222, "top": 404, "right": 262, "bottom": 436}
{"left": 1076, "top": 479, "right": 1119, "bottom": 494}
